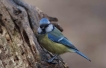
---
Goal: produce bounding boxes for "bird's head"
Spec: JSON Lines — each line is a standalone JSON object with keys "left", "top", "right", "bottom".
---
{"left": 38, "top": 18, "right": 54, "bottom": 34}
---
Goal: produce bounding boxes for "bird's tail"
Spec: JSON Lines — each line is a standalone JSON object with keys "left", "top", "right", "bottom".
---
{"left": 75, "top": 50, "right": 91, "bottom": 62}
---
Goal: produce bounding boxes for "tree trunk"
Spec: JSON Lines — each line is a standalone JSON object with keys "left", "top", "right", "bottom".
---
{"left": 0, "top": 0, "right": 68, "bottom": 68}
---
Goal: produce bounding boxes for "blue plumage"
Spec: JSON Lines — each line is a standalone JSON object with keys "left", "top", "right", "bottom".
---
{"left": 40, "top": 18, "right": 50, "bottom": 25}
{"left": 48, "top": 27, "right": 78, "bottom": 50}
{"left": 48, "top": 27, "right": 91, "bottom": 61}
{"left": 38, "top": 18, "right": 91, "bottom": 62}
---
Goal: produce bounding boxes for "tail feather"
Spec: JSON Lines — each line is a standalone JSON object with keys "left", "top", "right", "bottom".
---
{"left": 76, "top": 51, "right": 91, "bottom": 62}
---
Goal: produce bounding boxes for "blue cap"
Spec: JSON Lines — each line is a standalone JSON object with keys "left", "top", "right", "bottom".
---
{"left": 40, "top": 18, "right": 50, "bottom": 25}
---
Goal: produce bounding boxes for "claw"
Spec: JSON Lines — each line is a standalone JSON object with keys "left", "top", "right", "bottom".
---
{"left": 47, "top": 55, "right": 58, "bottom": 64}
{"left": 47, "top": 60, "right": 57, "bottom": 64}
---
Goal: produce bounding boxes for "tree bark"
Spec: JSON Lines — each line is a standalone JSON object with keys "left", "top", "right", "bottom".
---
{"left": 0, "top": 0, "right": 68, "bottom": 68}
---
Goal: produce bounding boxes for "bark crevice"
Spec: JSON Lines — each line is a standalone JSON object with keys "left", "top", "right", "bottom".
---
{"left": 0, "top": 0, "right": 68, "bottom": 68}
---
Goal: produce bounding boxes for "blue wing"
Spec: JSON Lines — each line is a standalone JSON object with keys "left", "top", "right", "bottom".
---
{"left": 48, "top": 27, "right": 91, "bottom": 61}
{"left": 48, "top": 27, "right": 78, "bottom": 50}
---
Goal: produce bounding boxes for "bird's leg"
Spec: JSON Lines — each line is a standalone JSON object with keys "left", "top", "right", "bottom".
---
{"left": 47, "top": 55, "right": 58, "bottom": 63}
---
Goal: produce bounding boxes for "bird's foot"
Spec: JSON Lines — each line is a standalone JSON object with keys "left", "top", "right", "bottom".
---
{"left": 47, "top": 55, "right": 58, "bottom": 64}
{"left": 47, "top": 60, "right": 57, "bottom": 64}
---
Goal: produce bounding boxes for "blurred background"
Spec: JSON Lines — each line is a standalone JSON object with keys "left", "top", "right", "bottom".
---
{"left": 25, "top": 0, "right": 106, "bottom": 68}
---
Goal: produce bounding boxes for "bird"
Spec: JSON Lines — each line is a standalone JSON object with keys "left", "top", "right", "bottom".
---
{"left": 37, "top": 18, "right": 91, "bottom": 63}
{"left": 51, "top": 22, "right": 63, "bottom": 32}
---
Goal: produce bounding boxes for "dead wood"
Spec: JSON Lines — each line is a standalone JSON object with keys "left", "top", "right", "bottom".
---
{"left": 0, "top": 0, "right": 67, "bottom": 68}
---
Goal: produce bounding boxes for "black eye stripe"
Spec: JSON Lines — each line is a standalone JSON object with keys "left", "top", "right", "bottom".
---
{"left": 40, "top": 25, "right": 43, "bottom": 28}
{"left": 45, "top": 24, "right": 49, "bottom": 27}
{"left": 40, "top": 24, "right": 50, "bottom": 28}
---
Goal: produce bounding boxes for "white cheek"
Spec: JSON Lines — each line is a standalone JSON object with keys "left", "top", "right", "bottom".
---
{"left": 37, "top": 27, "right": 42, "bottom": 33}
{"left": 46, "top": 24, "right": 53, "bottom": 32}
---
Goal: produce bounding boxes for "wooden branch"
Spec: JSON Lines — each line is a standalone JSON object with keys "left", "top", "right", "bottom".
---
{"left": 0, "top": 0, "right": 68, "bottom": 68}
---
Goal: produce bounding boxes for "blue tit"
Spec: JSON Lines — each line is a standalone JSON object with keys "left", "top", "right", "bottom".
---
{"left": 37, "top": 18, "right": 91, "bottom": 63}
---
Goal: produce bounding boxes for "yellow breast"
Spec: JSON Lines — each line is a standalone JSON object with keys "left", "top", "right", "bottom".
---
{"left": 38, "top": 34, "right": 70, "bottom": 55}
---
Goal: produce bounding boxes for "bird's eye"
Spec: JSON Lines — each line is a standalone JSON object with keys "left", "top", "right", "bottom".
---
{"left": 40, "top": 24, "right": 49, "bottom": 29}
{"left": 40, "top": 25, "right": 43, "bottom": 28}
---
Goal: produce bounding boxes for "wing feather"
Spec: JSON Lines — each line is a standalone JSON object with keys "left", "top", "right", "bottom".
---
{"left": 48, "top": 27, "right": 78, "bottom": 50}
